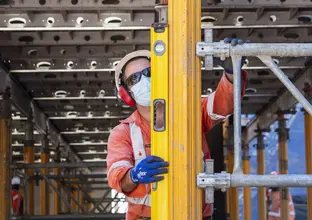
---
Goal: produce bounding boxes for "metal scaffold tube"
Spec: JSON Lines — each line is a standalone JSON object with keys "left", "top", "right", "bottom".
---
{"left": 0, "top": 88, "right": 12, "bottom": 220}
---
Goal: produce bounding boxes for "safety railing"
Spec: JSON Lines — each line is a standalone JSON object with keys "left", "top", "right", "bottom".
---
{"left": 196, "top": 28, "right": 312, "bottom": 203}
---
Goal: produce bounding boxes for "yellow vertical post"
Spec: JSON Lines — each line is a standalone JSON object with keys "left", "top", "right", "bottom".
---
{"left": 71, "top": 180, "right": 78, "bottom": 212}
{"left": 256, "top": 129, "right": 267, "bottom": 220}
{"left": 40, "top": 135, "right": 49, "bottom": 215}
{"left": 304, "top": 85, "right": 312, "bottom": 220}
{"left": 168, "top": 0, "right": 202, "bottom": 219}
{"left": 242, "top": 128, "right": 251, "bottom": 220}
{"left": 277, "top": 113, "right": 289, "bottom": 220}
{"left": 305, "top": 111, "right": 312, "bottom": 219}
{"left": 0, "top": 89, "right": 12, "bottom": 220}
{"left": 24, "top": 112, "right": 35, "bottom": 215}
{"left": 150, "top": 10, "right": 170, "bottom": 220}
{"left": 53, "top": 148, "right": 61, "bottom": 215}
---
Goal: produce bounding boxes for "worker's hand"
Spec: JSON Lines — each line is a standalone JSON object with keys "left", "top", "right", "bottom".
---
{"left": 130, "top": 155, "right": 169, "bottom": 184}
{"left": 213, "top": 38, "right": 251, "bottom": 74}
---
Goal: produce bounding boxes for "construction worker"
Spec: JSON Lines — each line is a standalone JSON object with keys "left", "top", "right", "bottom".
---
{"left": 12, "top": 176, "right": 23, "bottom": 215}
{"left": 267, "top": 171, "right": 296, "bottom": 220}
{"left": 107, "top": 38, "right": 249, "bottom": 220}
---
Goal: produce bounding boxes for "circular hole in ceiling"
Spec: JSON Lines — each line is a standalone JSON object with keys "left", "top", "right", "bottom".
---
{"left": 60, "top": 49, "right": 66, "bottom": 55}
{"left": 270, "top": 15, "right": 277, "bottom": 22}
{"left": 298, "top": 15, "right": 312, "bottom": 24}
{"left": 99, "top": 90, "right": 105, "bottom": 96}
{"left": 257, "top": 70, "right": 270, "bottom": 76}
{"left": 67, "top": 61, "right": 74, "bottom": 68}
{"left": 39, "top": 0, "right": 46, "bottom": 5}
{"left": 112, "top": 61, "right": 120, "bottom": 67}
{"left": 245, "top": 88, "right": 257, "bottom": 94}
{"left": 244, "top": 59, "right": 249, "bottom": 66}
{"left": 27, "top": 49, "right": 38, "bottom": 56}
{"left": 76, "top": 17, "right": 84, "bottom": 25}
{"left": 47, "top": 17, "right": 55, "bottom": 24}
{"left": 36, "top": 61, "right": 51, "bottom": 69}
{"left": 237, "top": 16, "right": 244, "bottom": 23}
{"left": 104, "top": 17, "right": 122, "bottom": 25}
{"left": 84, "top": 35, "right": 91, "bottom": 41}
{"left": 273, "top": 59, "right": 280, "bottom": 65}
{"left": 80, "top": 90, "right": 86, "bottom": 97}
{"left": 71, "top": 0, "right": 78, "bottom": 4}
{"left": 102, "top": 0, "right": 120, "bottom": 4}
{"left": 44, "top": 73, "right": 57, "bottom": 79}
{"left": 90, "top": 61, "right": 97, "bottom": 68}
{"left": 19, "top": 36, "right": 34, "bottom": 43}
{"left": 284, "top": 33, "right": 299, "bottom": 39}
{"left": 201, "top": 16, "right": 216, "bottom": 23}
{"left": 55, "top": 90, "right": 67, "bottom": 97}
{"left": 54, "top": 35, "right": 60, "bottom": 42}
{"left": 111, "top": 35, "right": 126, "bottom": 43}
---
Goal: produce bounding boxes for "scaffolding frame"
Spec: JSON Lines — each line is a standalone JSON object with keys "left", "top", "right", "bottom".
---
{"left": 196, "top": 29, "right": 312, "bottom": 198}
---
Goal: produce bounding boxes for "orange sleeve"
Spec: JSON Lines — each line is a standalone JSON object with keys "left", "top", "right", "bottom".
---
{"left": 202, "top": 71, "right": 248, "bottom": 133}
{"left": 106, "top": 123, "right": 134, "bottom": 193}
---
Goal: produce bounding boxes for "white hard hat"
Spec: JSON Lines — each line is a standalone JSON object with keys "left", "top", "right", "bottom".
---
{"left": 12, "top": 176, "right": 20, "bottom": 185}
{"left": 114, "top": 50, "right": 150, "bottom": 91}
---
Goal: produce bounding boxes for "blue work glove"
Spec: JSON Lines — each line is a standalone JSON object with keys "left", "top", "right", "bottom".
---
{"left": 213, "top": 38, "right": 251, "bottom": 74}
{"left": 130, "top": 155, "right": 169, "bottom": 184}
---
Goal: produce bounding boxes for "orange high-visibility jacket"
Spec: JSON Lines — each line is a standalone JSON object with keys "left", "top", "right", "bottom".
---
{"left": 107, "top": 72, "right": 248, "bottom": 220}
{"left": 12, "top": 190, "right": 23, "bottom": 215}
{"left": 268, "top": 191, "right": 295, "bottom": 220}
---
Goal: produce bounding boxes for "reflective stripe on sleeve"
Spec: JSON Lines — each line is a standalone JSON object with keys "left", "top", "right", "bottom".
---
{"left": 127, "top": 194, "right": 151, "bottom": 206}
{"left": 207, "top": 92, "right": 231, "bottom": 121}
{"left": 107, "top": 160, "right": 133, "bottom": 177}
{"left": 13, "top": 195, "right": 19, "bottom": 201}
{"left": 268, "top": 211, "right": 280, "bottom": 217}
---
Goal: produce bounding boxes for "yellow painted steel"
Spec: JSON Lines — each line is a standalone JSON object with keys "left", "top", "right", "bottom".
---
{"left": 305, "top": 112, "right": 312, "bottom": 220}
{"left": 40, "top": 152, "right": 49, "bottom": 215}
{"left": 71, "top": 183, "right": 78, "bottom": 212}
{"left": 24, "top": 146, "right": 35, "bottom": 215}
{"left": 0, "top": 119, "right": 11, "bottom": 220}
{"left": 228, "top": 150, "right": 239, "bottom": 220}
{"left": 53, "top": 168, "right": 61, "bottom": 214}
{"left": 168, "top": 0, "right": 202, "bottom": 218}
{"left": 278, "top": 126, "right": 289, "bottom": 220}
{"left": 150, "top": 25, "right": 170, "bottom": 220}
{"left": 257, "top": 148, "right": 267, "bottom": 220}
{"left": 243, "top": 158, "right": 251, "bottom": 220}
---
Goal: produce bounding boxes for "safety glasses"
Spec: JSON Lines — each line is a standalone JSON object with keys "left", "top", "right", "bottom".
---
{"left": 125, "top": 67, "right": 151, "bottom": 87}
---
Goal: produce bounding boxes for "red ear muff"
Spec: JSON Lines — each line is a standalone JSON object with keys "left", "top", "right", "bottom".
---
{"left": 119, "top": 86, "right": 136, "bottom": 107}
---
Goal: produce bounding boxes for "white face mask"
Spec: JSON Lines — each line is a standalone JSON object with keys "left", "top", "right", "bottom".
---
{"left": 130, "top": 75, "right": 151, "bottom": 107}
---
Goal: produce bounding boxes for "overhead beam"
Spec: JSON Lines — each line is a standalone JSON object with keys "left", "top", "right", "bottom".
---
{"left": 245, "top": 63, "right": 312, "bottom": 143}
{"left": 0, "top": 64, "right": 88, "bottom": 169}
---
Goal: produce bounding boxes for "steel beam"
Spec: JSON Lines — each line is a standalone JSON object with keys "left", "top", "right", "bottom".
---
{"left": 245, "top": 63, "right": 312, "bottom": 143}
{"left": 0, "top": 65, "right": 86, "bottom": 166}
{"left": 0, "top": 88, "right": 12, "bottom": 220}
